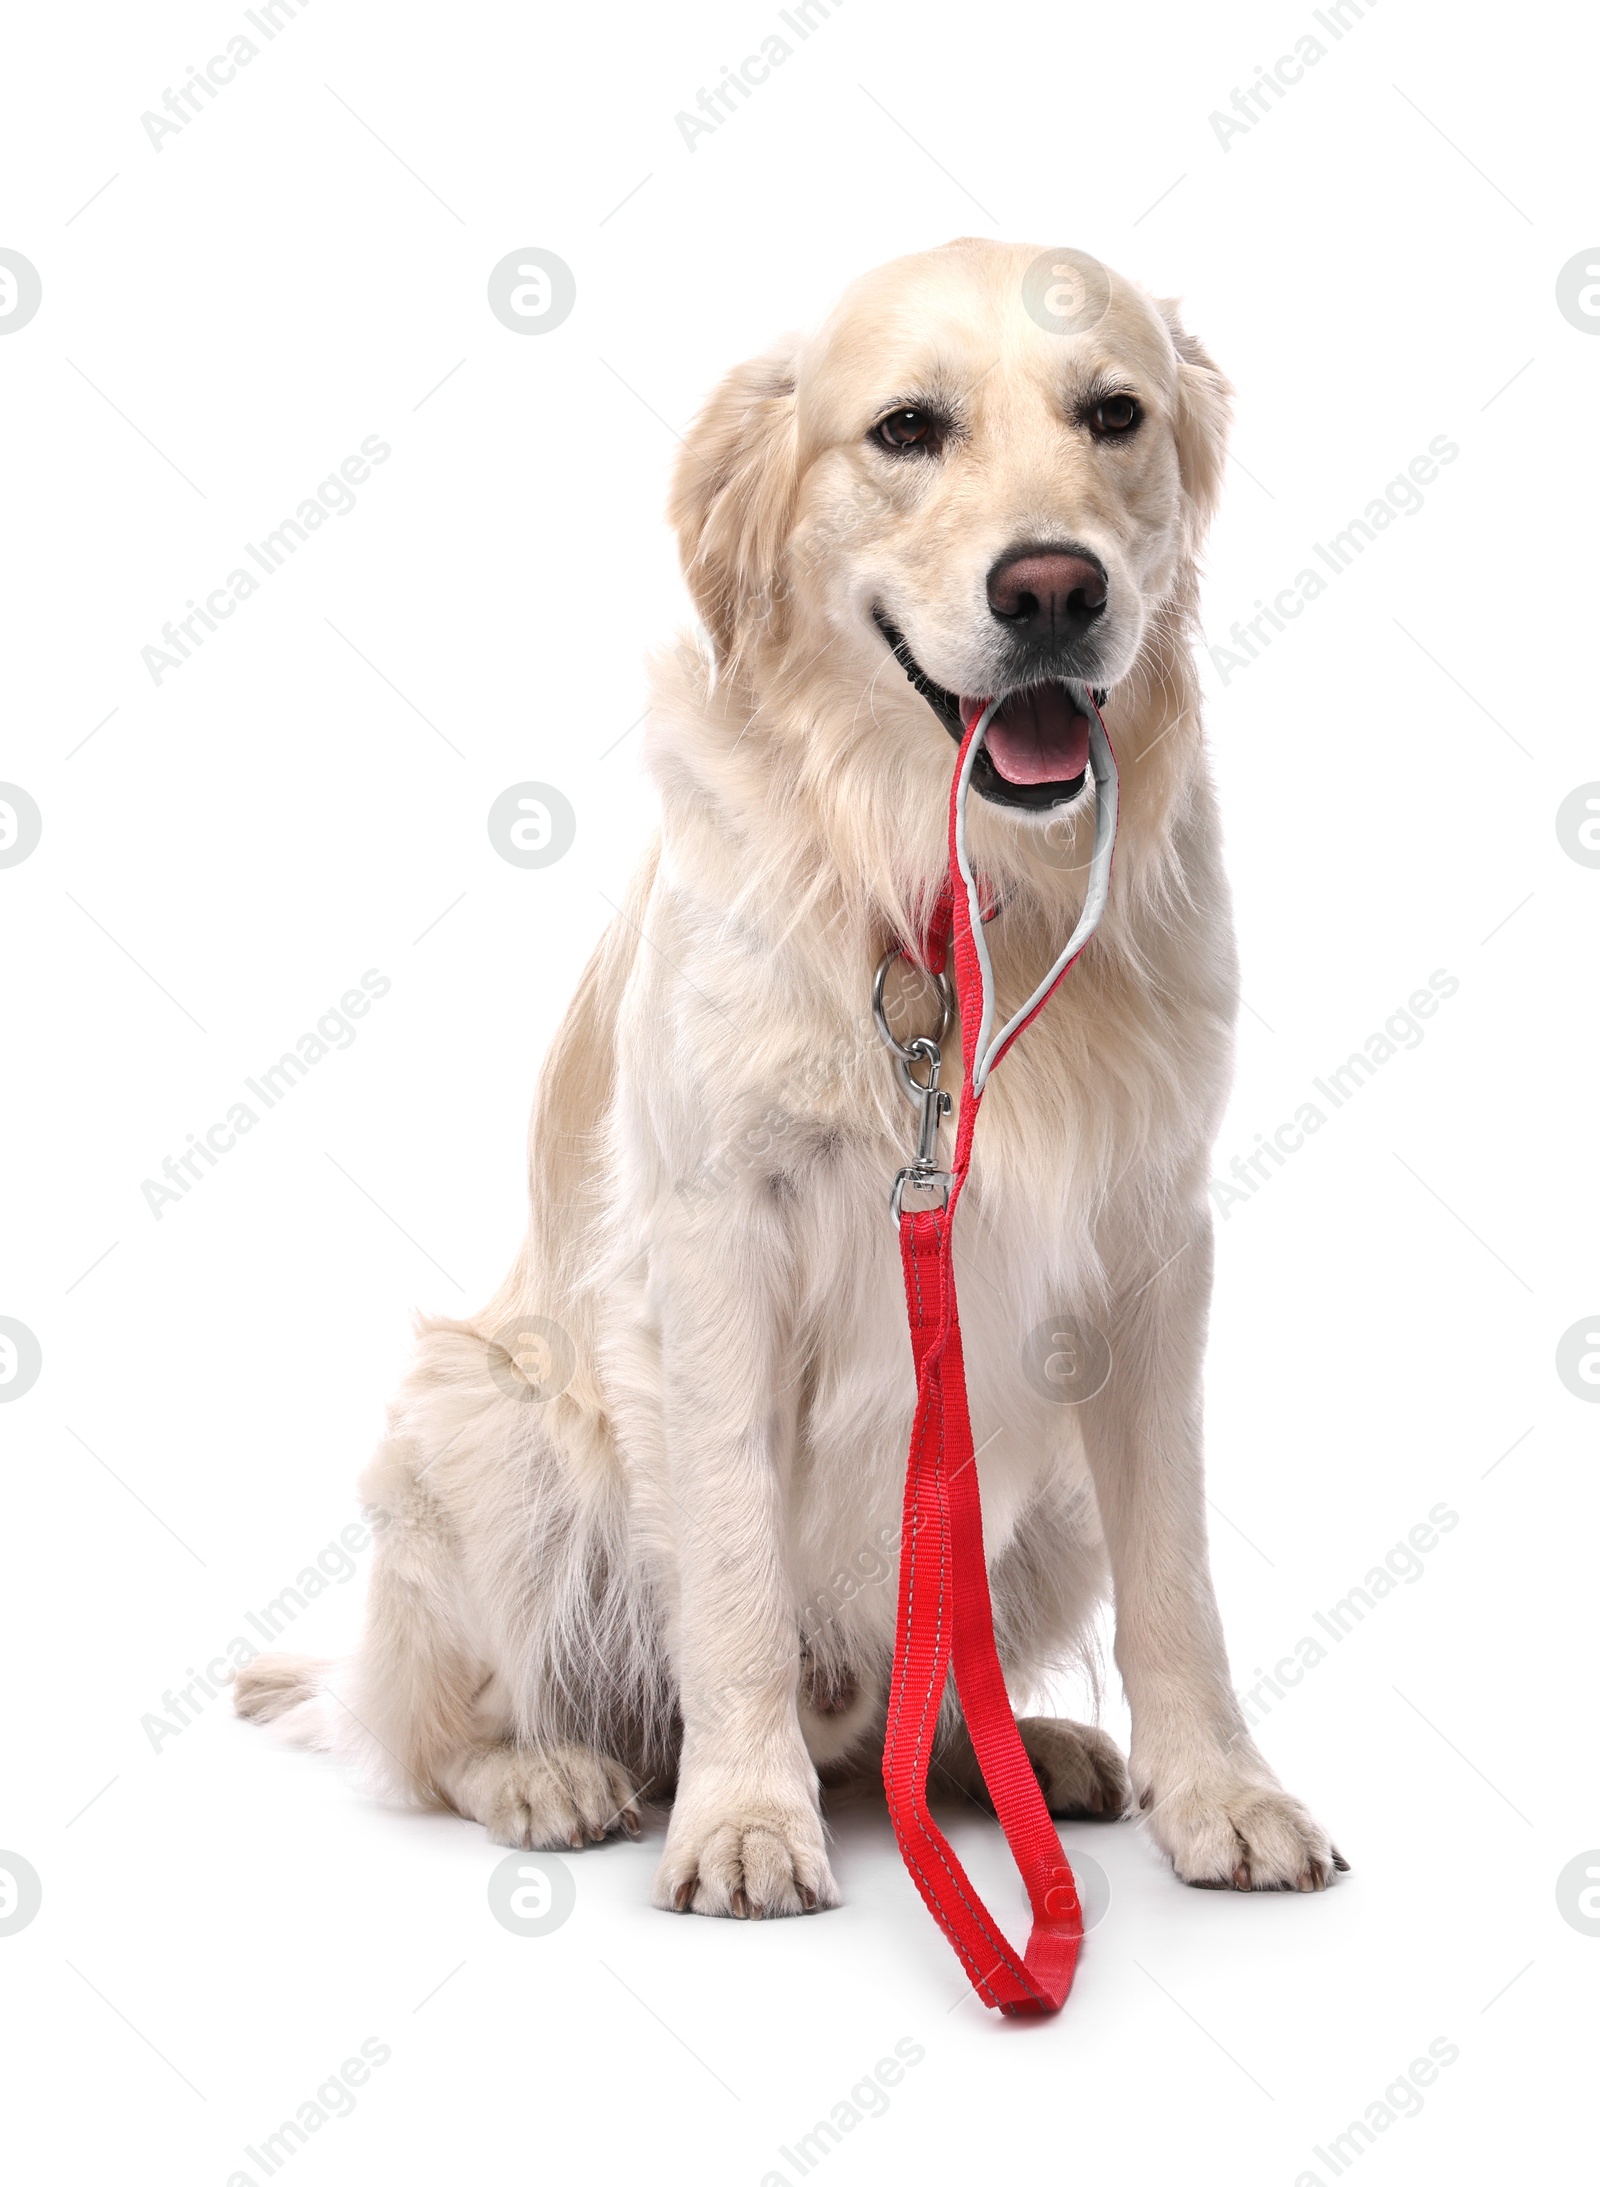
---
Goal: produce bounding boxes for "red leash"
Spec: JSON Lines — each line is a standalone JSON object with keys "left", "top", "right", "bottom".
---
{"left": 880, "top": 695, "right": 1117, "bottom": 2014}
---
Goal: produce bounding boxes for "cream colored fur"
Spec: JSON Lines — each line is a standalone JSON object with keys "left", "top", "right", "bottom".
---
{"left": 237, "top": 239, "right": 1338, "bottom": 1914}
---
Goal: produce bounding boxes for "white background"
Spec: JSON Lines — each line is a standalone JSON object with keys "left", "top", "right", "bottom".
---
{"left": 1, "top": 0, "right": 1595, "bottom": 2180}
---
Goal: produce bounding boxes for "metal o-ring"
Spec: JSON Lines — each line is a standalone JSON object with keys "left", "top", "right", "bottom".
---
{"left": 871, "top": 947, "right": 953, "bottom": 1063}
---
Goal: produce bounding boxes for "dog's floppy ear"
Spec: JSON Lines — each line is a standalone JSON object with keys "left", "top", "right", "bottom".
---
{"left": 669, "top": 343, "right": 800, "bottom": 666}
{"left": 1156, "top": 301, "right": 1232, "bottom": 544}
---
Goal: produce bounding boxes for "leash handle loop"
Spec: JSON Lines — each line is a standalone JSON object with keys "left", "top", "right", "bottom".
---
{"left": 954, "top": 697, "right": 1119, "bottom": 1094}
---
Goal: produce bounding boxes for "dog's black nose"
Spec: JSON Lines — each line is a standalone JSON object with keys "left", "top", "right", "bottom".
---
{"left": 986, "top": 548, "right": 1107, "bottom": 640}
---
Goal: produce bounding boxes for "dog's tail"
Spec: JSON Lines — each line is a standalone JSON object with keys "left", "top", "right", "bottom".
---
{"left": 233, "top": 1652, "right": 338, "bottom": 1751}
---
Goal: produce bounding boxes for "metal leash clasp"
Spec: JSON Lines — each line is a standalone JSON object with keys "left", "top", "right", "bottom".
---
{"left": 872, "top": 949, "right": 953, "bottom": 1222}
{"left": 890, "top": 1036, "right": 952, "bottom": 1221}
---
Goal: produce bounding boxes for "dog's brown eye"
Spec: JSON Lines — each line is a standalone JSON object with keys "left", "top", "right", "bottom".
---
{"left": 876, "top": 407, "right": 939, "bottom": 453}
{"left": 1087, "top": 394, "right": 1141, "bottom": 438}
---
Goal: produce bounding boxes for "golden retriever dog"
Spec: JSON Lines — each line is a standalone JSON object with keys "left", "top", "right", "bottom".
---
{"left": 237, "top": 238, "right": 1342, "bottom": 1916}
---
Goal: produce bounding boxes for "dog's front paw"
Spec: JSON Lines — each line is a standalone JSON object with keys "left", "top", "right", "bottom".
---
{"left": 1142, "top": 1766, "right": 1346, "bottom": 1892}
{"left": 653, "top": 1791, "right": 840, "bottom": 1919}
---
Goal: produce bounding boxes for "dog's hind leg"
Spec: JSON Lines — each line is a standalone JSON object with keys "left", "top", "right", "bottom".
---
{"left": 235, "top": 1315, "right": 649, "bottom": 1851}
{"left": 354, "top": 1517, "right": 647, "bottom": 1848}
{"left": 237, "top": 1477, "right": 646, "bottom": 1848}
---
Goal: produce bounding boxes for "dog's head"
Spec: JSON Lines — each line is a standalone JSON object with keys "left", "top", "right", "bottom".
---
{"left": 669, "top": 238, "right": 1229, "bottom": 847}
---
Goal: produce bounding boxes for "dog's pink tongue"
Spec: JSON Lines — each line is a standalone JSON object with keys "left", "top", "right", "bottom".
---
{"left": 962, "top": 686, "right": 1090, "bottom": 784}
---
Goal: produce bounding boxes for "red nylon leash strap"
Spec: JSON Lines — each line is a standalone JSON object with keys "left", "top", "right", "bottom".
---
{"left": 881, "top": 700, "right": 1114, "bottom": 2015}
{"left": 888, "top": 1189, "right": 1083, "bottom": 2012}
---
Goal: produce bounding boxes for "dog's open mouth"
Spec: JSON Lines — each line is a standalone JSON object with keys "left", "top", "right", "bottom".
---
{"left": 873, "top": 609, "right": 1102, "bottom": 811}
